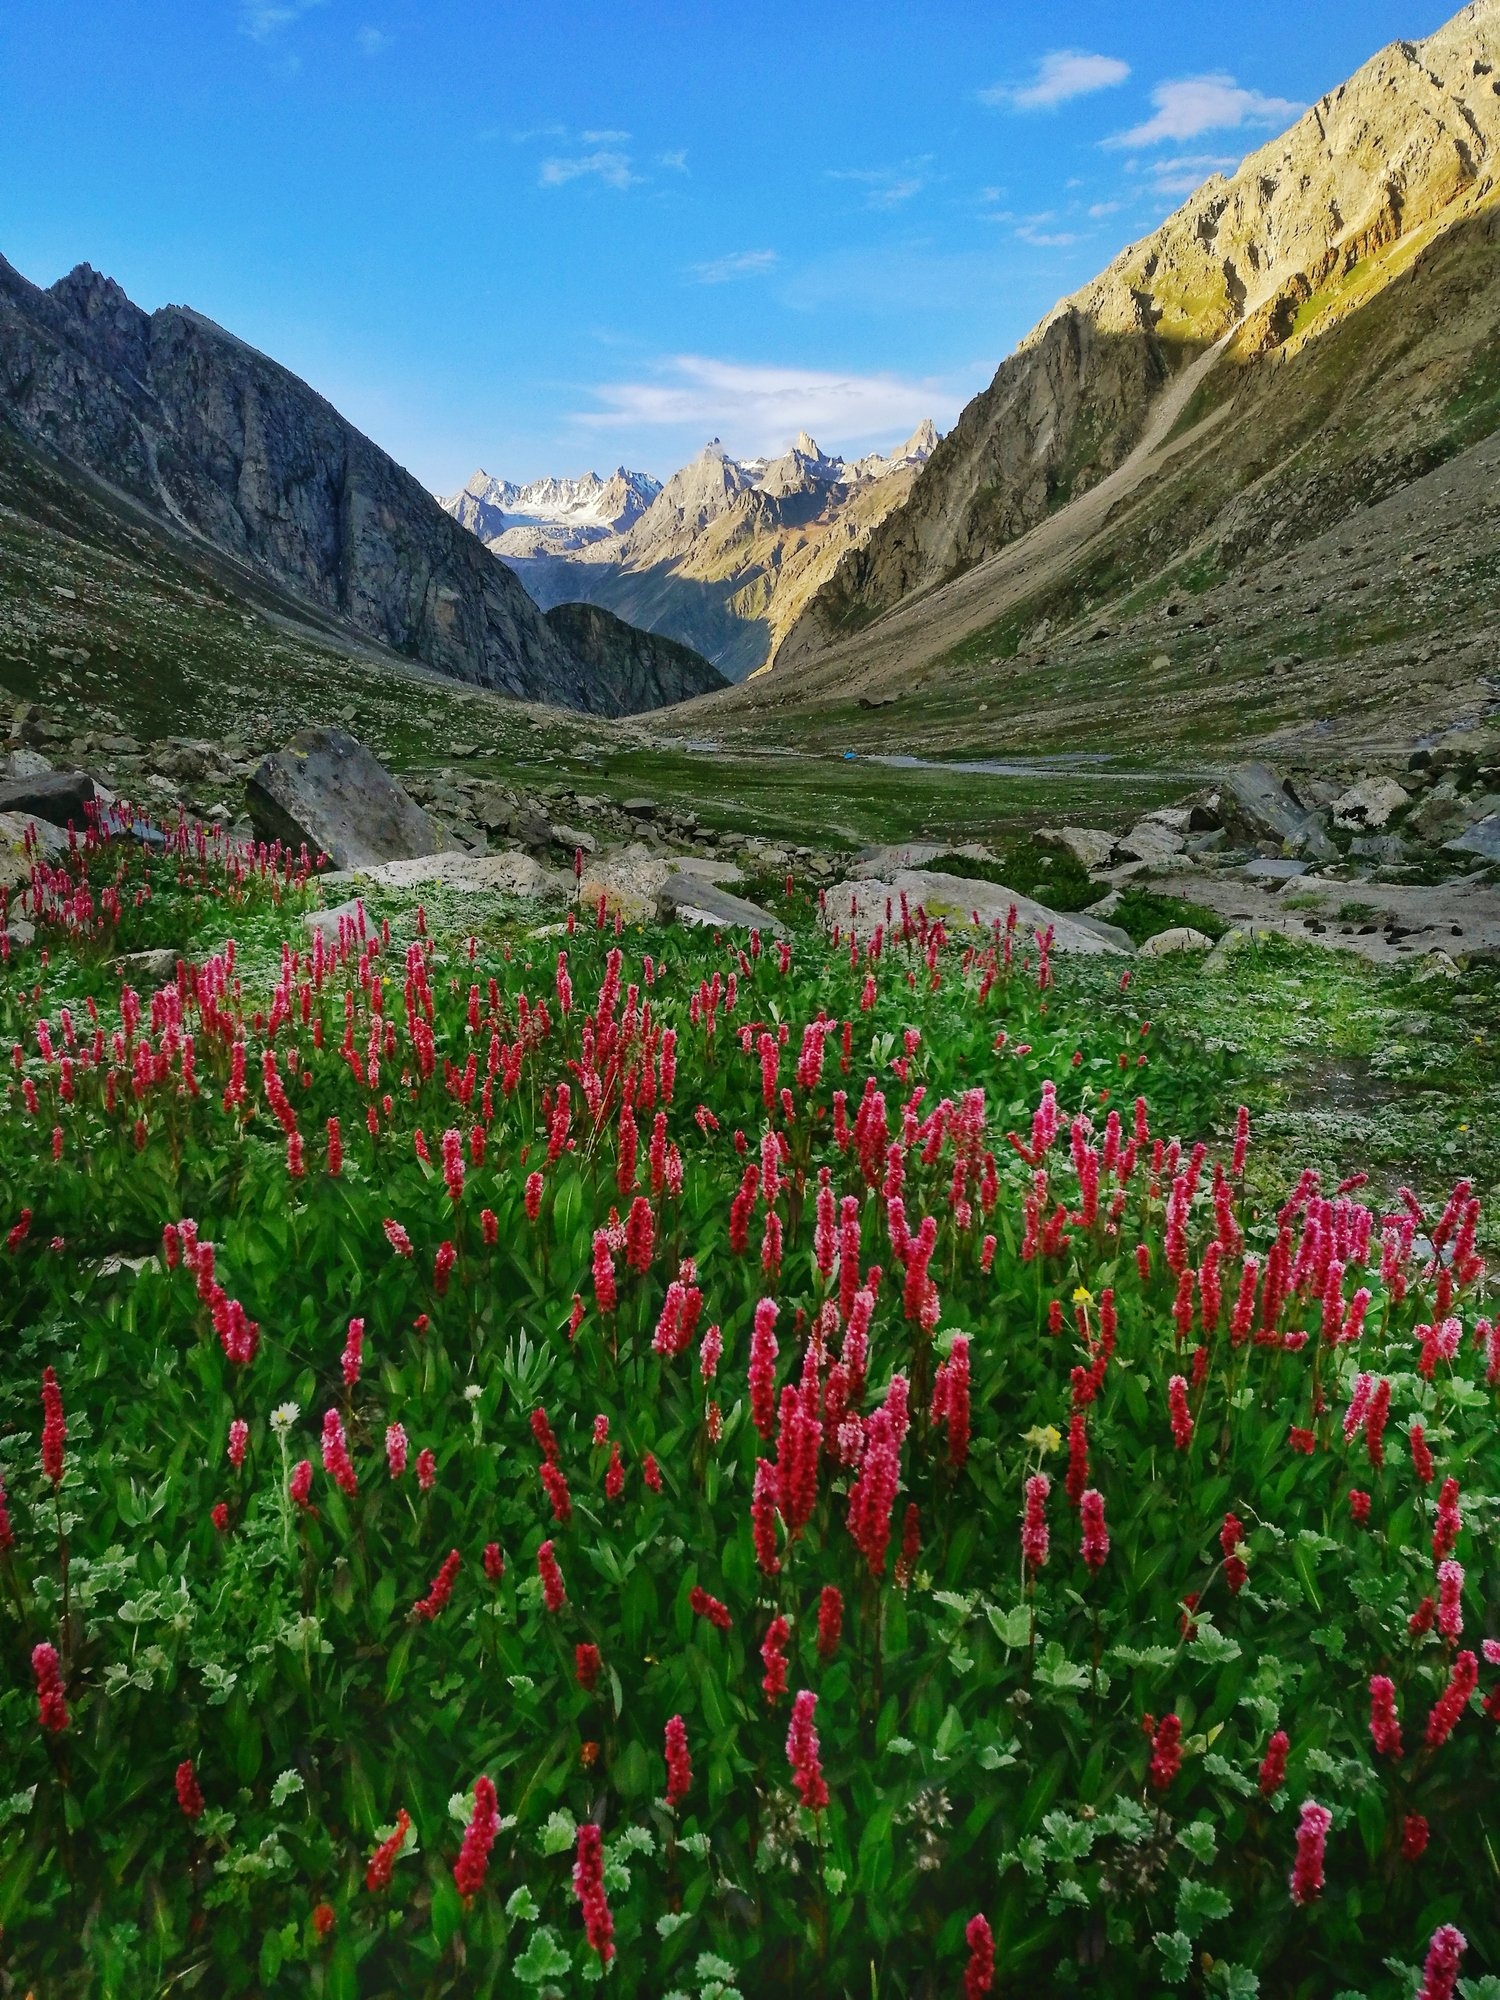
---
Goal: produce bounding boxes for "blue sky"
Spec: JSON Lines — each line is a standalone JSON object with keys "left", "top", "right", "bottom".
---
{"left": 0, "top": 0, "right": 1453, "bottom": 490}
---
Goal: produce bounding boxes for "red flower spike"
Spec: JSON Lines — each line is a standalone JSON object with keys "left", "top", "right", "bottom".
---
{"left": 366, "top": 1808, "right": 412, "bottom": 1891}
{"left": 32, "top": 1641, "right": 69, "bottom": 1734}
{"left": 816, "top": 1585, "right": 843, "bottom": 1661}
{"left": 573, "top": 1823, "right": 615, "bottom": 1962}
{"left": 538, "top": 1540, "right": 566, "bottom": 1612}
{"left": 1416, "top": 1924, "right": 1466, "bottom": 2000}
{"left": 452, "top": 1776, "right": 499, "bottom": 1898}
{"left": 664, "top": 1714, "right": 691, "bottom": 1807}
{"left": 174, "top": 1759, "right": 204, "bottom": 1820}
{"left": 1289, "top": 1798, "right": 1331, "bottom": 1905}
{"left": 1258, "top": 1729, "right": 1289, "bottom": 1798}
{"left": 964, "top": 1913, "right": 995, "bottom": 1999}
{"left": 786, "top": 1689, "right": 829, "bottom": 1812}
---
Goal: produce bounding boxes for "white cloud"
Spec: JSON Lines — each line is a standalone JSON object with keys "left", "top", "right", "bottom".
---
{"left": 691, "top": 249, "right": 779, "bottom": 285}
{"left": 1143, "top": 152, "right": 1240, "bottom": 197}
{"left": 539, "top": 150, "right": 640, "bottom": 191}
{"left": 356, "top": 24, "right": 390, "bottom": 55}
{"left": 1016, "top": 222, "right": 1079, "bottom": 247}
{"left": 659, "top": 149, "right": 690, "bottom": 173}
{"left": 983, "top": 50, "right": 1131, "bottom": 111}
{"left": 1105, "top": 73, "right": 1301, "bottom": 148}
{"left": 581, "top": 127, "right": 631, "bottom": 144}
{"left": 240, "top": 0, "right": 323, "bottom": 39}
{"left": 571, "top": 355, "right": 948, "bottom": 455}
{"left": 828, "top": 160, "right": 932, "bottom": 210}
{"left": 1088, "top": 200, "right": 1122, "bottom": 219}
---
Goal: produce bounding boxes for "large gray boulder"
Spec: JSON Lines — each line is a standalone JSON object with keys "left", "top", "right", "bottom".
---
{"left": 826, "top": 870, "right": 1132, "bottom": 955}
{"left": 1224, "top": 763, "right": 1336, "bottom": 862}
{"left": 0, "top": 769, "right": 96, "bottom": 825}
{"left": 246, "top": 729, "right": 443, "bottom": 870}
{"left": 657, "top": 876, "right": 785, "bottom": 935}
{"left": 1445, "top": 814, "right": 1500, "bottom": 864}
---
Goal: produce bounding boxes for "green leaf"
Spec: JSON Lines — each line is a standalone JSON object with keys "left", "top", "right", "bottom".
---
{"left": 1041, "top": 1811, "right": 1095, "bottom": 1863}
{"left": 987, "top": 1603, "right": 1032, "bottom": 1649}
{"left": 513, "top": 1927, "right": 573, "bottom": 1983}
{"left": 1211, "top": 1967, "right": 1261, "bottom": 1999}
{"left": 538, "top": 1810, "right": 577, "bottom": 1856}
{"left": 507, "top": 1885, "right": 540, "bottom": 1922}
{"left": 1175, "top": 1878, "right": 1232, "bottom": 1936}
{"left": 1153, "top": 1932, "right": 1194, "bottom": 1983}
{"left": 1177, "top": 1821, "right": 1218, "bottom": 1865}
{"left": 1033, "top": 1641, "right": 1089, "bottom": 1692}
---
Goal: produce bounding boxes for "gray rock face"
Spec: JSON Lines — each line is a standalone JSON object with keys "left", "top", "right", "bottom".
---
{"left": 1138, "top": 926, "right": 1214, "bottom": 955}
{"left": 0, "top": 769, "right": 96, "bottom": 824}
{"left": 1224, "top": 764, "right": 1337, "bottom": 861}
{"left": 543, "top": 602, "right": 726, "bottom": 710}
{"left": 1446, "top": 813, "right": 1500, "bottom": 863}
{"left": 1332, "top": 776, "right": 1409, "bottom": 829}
{"left": 1040, "top": 826, "right": 1117, "bottom": 870}
{"left": 657, "top": 875, "right": 784, "bottom": 935}
{"left": 827, "top": 870, "right": 1131, "bottom": 954}
{"left": 0, "top": 256, "right": 702, "bottom": 716}
{"left": 246, "top": 729, "right": 442, "bottom": 870}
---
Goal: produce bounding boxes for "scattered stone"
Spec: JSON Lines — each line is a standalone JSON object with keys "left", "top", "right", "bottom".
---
{"left": 110, "top": 947, "right": 182, "bottom": 984}
{"left": 1138, "top": 927, "right": 1214, "bottom": 956}
{"left": 657, "top": 877, "right": 785, "bottom": 935}
{"left": 1243, "top": 857, "right": 1310, "bottom": 882}
{"left": 1417, "top": 949, "right": 1460, "bottom": 979}
{"left": 621, "top": 798, "right": 657, "bottom": 819}
{"left": 3, "top": 917, "right": 36, "bottom": 951}
{"left": 1444, "top": 814, "right": 1500, "bottom": 864}
{"left": 1040, "top": 826, "right": 1117, "bottom": 870}
{"left": 3, "top": 749, "right": 54, "bottom": 779}
{"left": 1116, "top": 820, "right": 1187, "bottom": 865}
{"left": 0, "top": 769, "right": 96, "bottom": 825}
{"left": 246, "top": 729, "right": 443, "bottom": 871}
{"left": 826, "top": 871, "right": 1131, "bottom": 955}
{"left": 302, "top": 900, "right": 368, "bottom": 942}
{"left": 1332, "top": 775, "right": 1409, "bottom": 829}
{"left": 1224, "top": 762, "right": 1337, "bottom": 862}
{"left": 0, "top": 810, "right": 68, "bottom": 859}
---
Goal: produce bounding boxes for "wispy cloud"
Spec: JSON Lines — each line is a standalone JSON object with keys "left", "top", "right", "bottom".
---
{"left": 691, "top": 249, "right": 779, "bottom": 285}
{"left": 539, "top": 149, "right": 640, "bottom": 191}
{"left": 572, "top": 355, "right": 946, "bottom": 455}
{"left": 1016, "top": 219, "right": 1079, "bottom": 247}
{"left": 659, "top": 149, "right": 690, "bottom": 173}
{"left": 581, "top": 127, "right": 631, "bottom": 144}
{"left": 983, "top": 50, "right": 1130, "bottom": 111}
{"left": 356, "top": 24, "right": 390, "bottom": 55}
{"left": 1105, "top": 73, "right": 1301, "bottom": 148}
{"left": 240, "top": 0, "right": 323, "bottom": 39}
{"left": 828, "top": 159, "right": 933, "bottom": 210}
{"left": 1141, "top": 152, "right": 1240, "bottom": 198}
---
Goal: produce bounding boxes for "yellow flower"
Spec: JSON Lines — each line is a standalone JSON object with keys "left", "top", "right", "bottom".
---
{"left": 1023, "top": 1424, "right": 1063, "bottom": 1455}
{"left": 1071, "top": 1285, "right": 1094, "bottom": 1308}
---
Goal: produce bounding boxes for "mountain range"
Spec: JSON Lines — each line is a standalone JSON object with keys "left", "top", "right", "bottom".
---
{"left": 440, "top": 423, "right": 937, "bottom": 680}
{"left": 0, "top": 258, "right": 723, "bottom": 717}
{"left": 695, "top": 0, "right": 1500, "bottom": 760}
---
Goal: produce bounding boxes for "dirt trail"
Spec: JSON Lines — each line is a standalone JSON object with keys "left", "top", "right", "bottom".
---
{"left": 710, "top": 335, "right": 1234, "bottom": 714}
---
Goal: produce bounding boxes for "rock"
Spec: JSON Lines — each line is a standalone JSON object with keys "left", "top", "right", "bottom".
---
{"left": 110, "top": 947, "right": 181, "bottom": 984}
{"left": 1138, "top": 926, "right": 1214, "bottom": 955}
{"left": 1408, "top": 794, "right": 1467, "bottom": 844}
{"left": 2, "top": 916, "right": 36, "bottom": 952}
{"left": 0, "top": 768, "right": 96, "bottom": 825}
{"left": 1350, "top": 833, "right": 1408, "bottom": 862}
{"left": 621, "top": 798, "right": 658, "bottom": 819}
{"left": 1116, "top": 820, "right": 1186, "bottom": 865}
{"left": 1089, "top": 889, "right": 1123, "bottom": 918}
{"left": 1142, "top": 808, "right": 1193, "bottom": 832}
{"left": 3, "top": 748, "right": 54, "bottom": 779}
{"left": 246, "top": 729, "right": 443, "bottom": 871}
{"left": 657, "top": 876, "right": 785, "bottom": 935}
{"left": 1444, "top": 814, "right": 1500, "bottom": 864}
{"left": 1416, "top": 949, "right": 1460, "bottom": 979}
{"left": 826, "top": 871, "right": 1131, "bottom": 955}
{"left": 1332, "top": 776, "right": 1409, "bottom": 829}
{"left": 510, "top": 809, "right": 557, "bottom": 851}
{"left": 303, "top": 900, "right": 369, "bottom": 942}
{"left": 1187, "top": 801, "right": 1222, "bottom": 832}
{"left": 1067, "top": 912, "right": 1137, "bottom": 952}
{"left": 1040, "top": 826, "right": 1117, "bottom": 870}
{"left": 1204, "top": 926, "right": 1247, "bottom": 968}
{"left": 326, "top": 850, "right": 572, "bottom": 900}
{"left": 550, "top": 823, "right": 597, "bottom": 856}
{"left": 1224, "top": 763, "right": 1337, "bottom": 862}
{"left": 1243, "top": 857, "right": 1310, "bottom": 881}
{"left": 0, "top": 810, "right": 68, "bottom": 859}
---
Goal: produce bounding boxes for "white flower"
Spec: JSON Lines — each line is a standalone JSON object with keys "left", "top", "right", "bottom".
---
{"left": 270, "top": 1402, "right": 299, "bottom": 1436}
{"left": 463, "top": 1384, "right": 482, "bottom": 1404}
